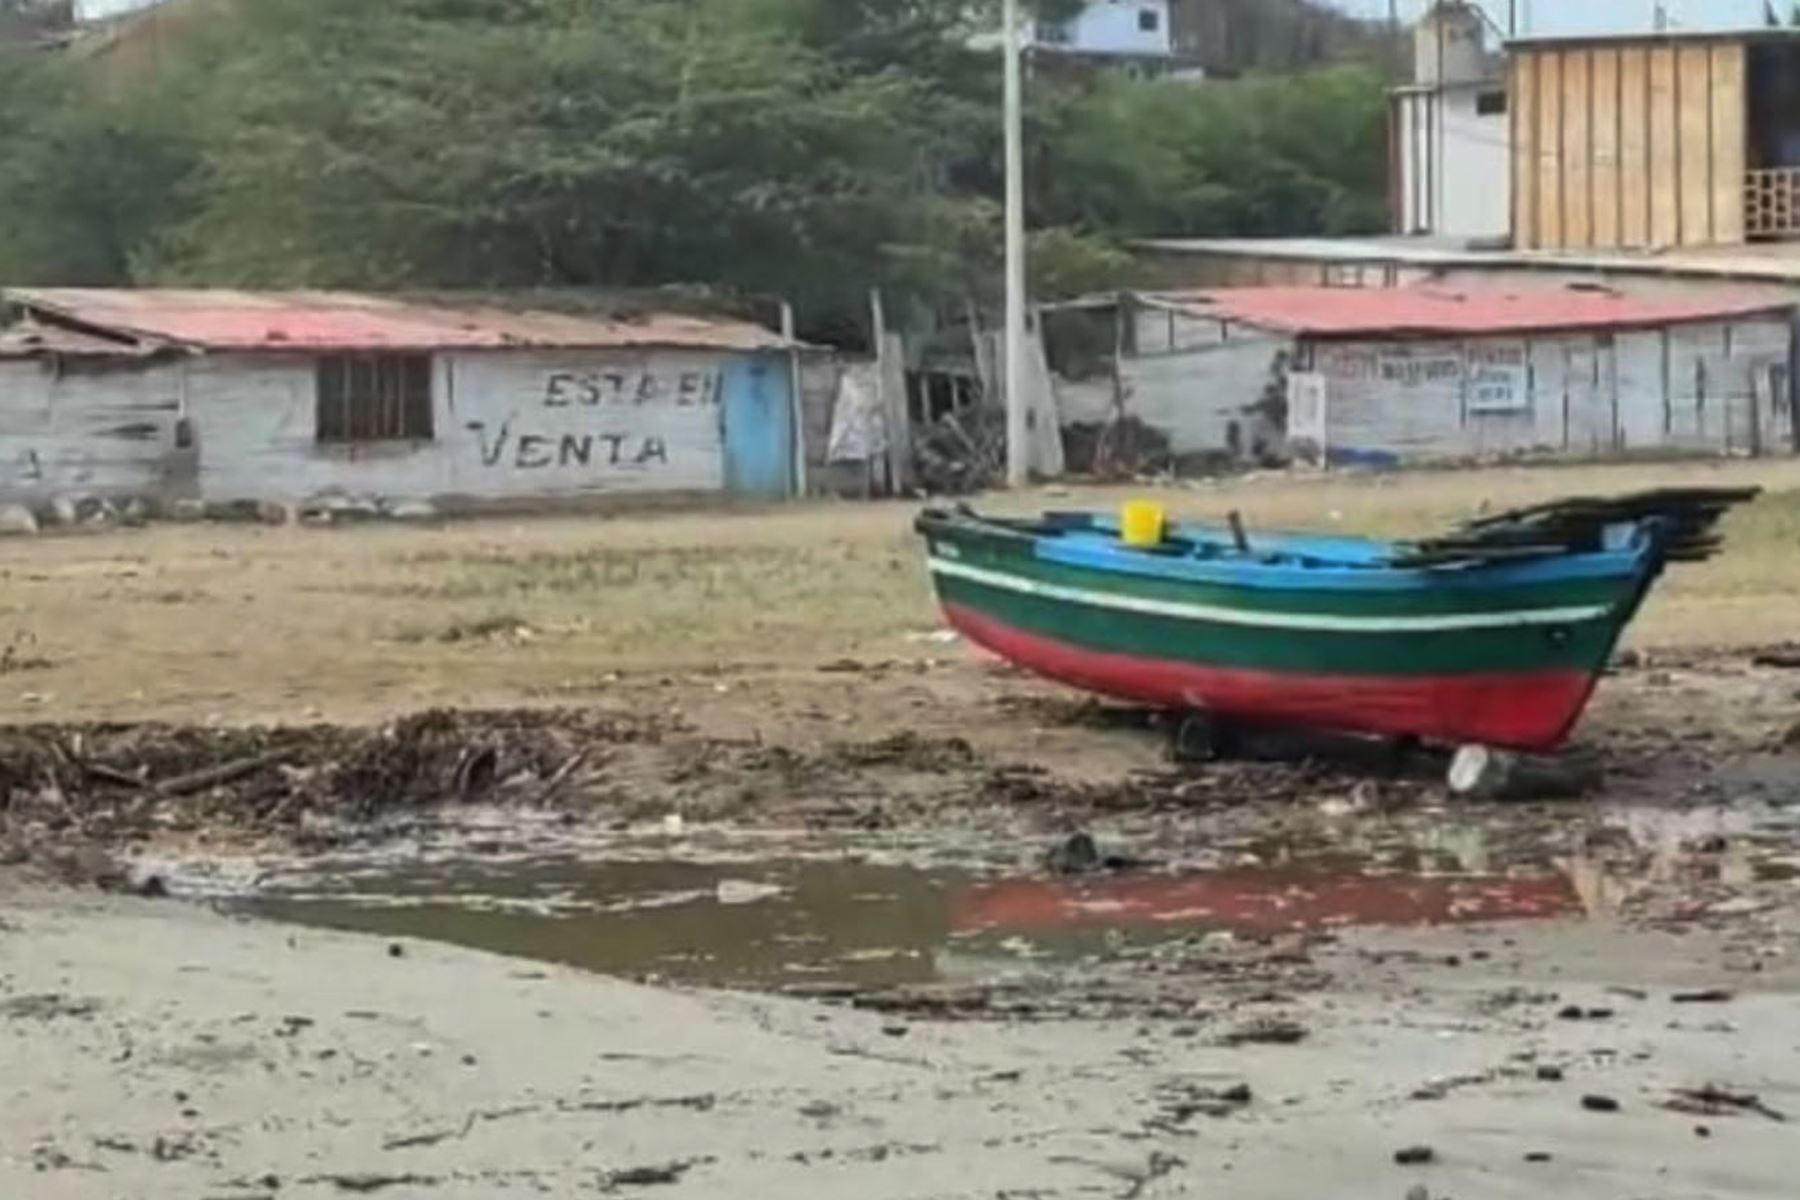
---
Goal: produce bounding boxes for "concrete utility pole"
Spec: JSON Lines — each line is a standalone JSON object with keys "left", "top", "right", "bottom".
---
{"left": 1003, "top": 0, "right": 1030, "bottom": 488}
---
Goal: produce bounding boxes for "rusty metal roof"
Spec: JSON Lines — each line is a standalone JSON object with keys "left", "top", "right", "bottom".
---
{"left": 2, "top": 289, "right": 794, "bottom": 354}
{"left": 1144, "top": 286, "right": 1794, "bottom": 339}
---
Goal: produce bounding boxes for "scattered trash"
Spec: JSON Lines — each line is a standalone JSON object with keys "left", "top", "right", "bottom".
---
{"left": 1147, "top": 1081, "right": 1252, "bottom": 1130}
{"left": 1218, "top": 1018, "right": 1308, "bottom": 1047}
{"left": 913, "top": 406, "right": 1006, "bottom": 495}
{"left": 715, "top": 879, "right": 784, "bottom": 906}
{"left": 1580, "top": 1094, "right": 1621, "bottom": 1113}
{"left": 1044, "top": 831, "right": 1101, "bottom": 876}
{"left": 1393, "top": 1145, "right": 1436, "bottom": 1165}
{"left": 310, "top": 1172, "right": 440, "bottom": 1193}
{"left": 601, "top": 1158, "right": 711, "bottom": 1189}
{"left": 1661, "top": 1085, "right": 1787, "bottom": 1122}
{"left": 1750, "top": 646, "right": 1800, "bottom": 670}
{"left": 1535, "top": 1065, "right": 1565, "bottom": 1082}
{"left": 1671, "top": 988, "right": 1734, "bottom": 1004}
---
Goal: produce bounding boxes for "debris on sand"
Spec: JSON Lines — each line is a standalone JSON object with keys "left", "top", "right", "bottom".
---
{"left": 1218, "top": 1017, "right": 1309, "bottom": 1047}
{"left": 1393, "top": 1145, "right": 1436, "bottom": 1165}
{"left": 1146, "top": 1081, "right": 1252, "bottom": 1131}
{"left": 1660, "top": 1085, "right": 1787, "bottom": 1122}
{"left": 1581, "top": 1094, "right": 1622, "bottom": 1113}
{"left": 308, "top": 1172, "right": 440, "bottom": 1193}
{"left": 0, "top": 709, "right": 663, "bottom": 863}
{"left": 1750, "top": 645, "right": 1800, "bottom": 670}
{"left": 1671, "top": 988, "right": 1735, "bottom": 1004}
{"left": 1045, "top": 831, "right": 1103, "bottom": 875}
{"left": 600, "top": 1157, "right": 711, "bottom": 1190}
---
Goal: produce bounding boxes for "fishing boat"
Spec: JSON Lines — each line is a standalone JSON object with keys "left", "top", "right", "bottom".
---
{"left": 915, "top": 488, "right": 1757, "bottom": 778}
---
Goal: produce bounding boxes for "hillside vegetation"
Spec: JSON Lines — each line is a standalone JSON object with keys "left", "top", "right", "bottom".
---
{"left": 0, "top": 0, "right": 1390, "bottom": 329}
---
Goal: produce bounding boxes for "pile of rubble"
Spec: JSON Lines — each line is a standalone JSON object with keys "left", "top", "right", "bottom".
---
{"left": 912, "top": 406, "right": 1007, "bottom": 495}
{"left": 0, "top": 709, "right": 662, "bottom": 862}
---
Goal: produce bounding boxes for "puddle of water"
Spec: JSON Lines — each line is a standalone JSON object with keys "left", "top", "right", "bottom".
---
{"left": 241, "top": 857, "right": 965, "bottom": 989}
{"left": 955, "top": 870, "right": 1578, "bottom": 939}
{"left": 166, "top": 795, "right": 1800, "bottom": 992}
{"left": 220, "top": 851, "right": 1575, "bottom": 991}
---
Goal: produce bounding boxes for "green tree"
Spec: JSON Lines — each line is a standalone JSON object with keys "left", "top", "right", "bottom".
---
{"left": 0, "top": 47, "right": 189, "bottom": 284}
{"left": 1033, "top": 65, "right": 1388, "bottom": 241}
{"left": 1, "top": 0, "right": 1392, "bottom": 318}
{"left": 144, "top": 0, "right": 996, "bottom": 319}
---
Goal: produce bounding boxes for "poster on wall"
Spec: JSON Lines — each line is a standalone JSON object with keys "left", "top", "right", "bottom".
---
{"left": 1286, "top": 371, "right": 1327, "bottom": 465}
{"left": 1465, "top": 342, "right": 1529, "bottom": 414}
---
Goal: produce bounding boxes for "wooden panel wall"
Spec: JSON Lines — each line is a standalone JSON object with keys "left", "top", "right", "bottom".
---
{"left": 1711, "top": 44, "right": 1747, "bottom": 244}
{"left": 1591, "top": 49, "right": 1621, "bottom": 247}
{"left": 1619, "top": 48, "right": 1651, "bottom": 246}
{"left": 1510, "top": 40, "right": 1747, "bottom": 250}
{"left": 1511, "top": 54, "right": 1535, "bottom": 247}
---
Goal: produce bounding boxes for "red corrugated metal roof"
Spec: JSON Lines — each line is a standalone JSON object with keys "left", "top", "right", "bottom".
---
{"left": 2, "top": 288, "right": 793, "bottom": 353}
{"left": 1147, "top": 286, "right": 1792, "bottom": 338}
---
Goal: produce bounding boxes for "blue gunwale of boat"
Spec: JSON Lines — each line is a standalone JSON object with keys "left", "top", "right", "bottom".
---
{"left": 1005, "top": 517, "right": 1654, "bottom": 594}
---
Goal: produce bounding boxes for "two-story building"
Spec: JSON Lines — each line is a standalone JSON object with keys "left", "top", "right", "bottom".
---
{"left": 1391, "top": 2, "right": 1511, "bottom": 243}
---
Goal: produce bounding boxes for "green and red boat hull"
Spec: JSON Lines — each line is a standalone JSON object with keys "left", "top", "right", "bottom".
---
{"left": 918, "top": 512, "right": 1660, "bottom": 753}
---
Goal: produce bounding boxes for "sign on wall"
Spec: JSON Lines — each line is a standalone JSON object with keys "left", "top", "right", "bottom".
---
{"left": 452, "top": 352, "right": 729, "bottom": 494}
{"left": 1316, "top": 341, "right": 1532, "bottom": 417}
{"left": 1464, "top": 343, "right": 1530, "bottom": 414}
{"left": 1286, "top": 371, "right": 1327, "bottom": 464}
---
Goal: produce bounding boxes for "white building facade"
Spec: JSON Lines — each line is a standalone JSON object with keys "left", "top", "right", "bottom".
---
{"left": 1391, "top": 2, "right": 1511, "bottom": 243}
{"left": 1032, "top": 0, "right": 1172, "bottom": 59}
{"left": 73, "top": 0, "right": 166, "bottom": 21}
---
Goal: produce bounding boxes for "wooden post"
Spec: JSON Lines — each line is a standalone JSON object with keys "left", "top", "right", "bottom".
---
{"left": 870, "top": 289, "right": 913, "bottom": 494}
{"left": 1003, "top": 0, "right": 1029, "bottom": 488}
{"left": 965, "top": 297, "right": 994, "bottom": 407}
{"left": 780, "top": 300, "right": 807, "bottom": 499}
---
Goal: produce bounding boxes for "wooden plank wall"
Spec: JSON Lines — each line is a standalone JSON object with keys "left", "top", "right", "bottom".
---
{"left": 1510, "top": 40, "right": 1747, "bottom": 250}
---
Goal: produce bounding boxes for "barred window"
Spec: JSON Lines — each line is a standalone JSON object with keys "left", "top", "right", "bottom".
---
{"left": 316, "top": 355, "right": 434, "bottom": 443}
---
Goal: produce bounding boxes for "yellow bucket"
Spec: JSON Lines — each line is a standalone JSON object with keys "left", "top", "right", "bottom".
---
{"left": 1119, "top": 500, "right": 1166, "bottom": 548}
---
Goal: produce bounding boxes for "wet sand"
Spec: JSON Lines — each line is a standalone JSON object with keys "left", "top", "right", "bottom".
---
{"left": 5, "top": 467, "right": 1800, "bottom": 1196}
{"left": 4, "top": 877, "right": 1797, "bottom": 1199}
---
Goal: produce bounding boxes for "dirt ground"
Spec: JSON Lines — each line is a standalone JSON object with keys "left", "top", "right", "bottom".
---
{"left": 4, "top": 459, "right": 1800, "bottom": 1197}
{"left": 3, "top": 457, "right": 1799, "bottom": 732}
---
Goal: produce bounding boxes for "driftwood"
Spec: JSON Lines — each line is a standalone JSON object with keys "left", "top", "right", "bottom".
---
{"left": 532, "top": 751, "right": 590, "bottom": 805}
{"left": 150, "top": 752, "right": 287, "bottom": 799}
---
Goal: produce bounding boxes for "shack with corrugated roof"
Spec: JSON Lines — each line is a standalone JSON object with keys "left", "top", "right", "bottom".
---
{"left": 0, "top": 288, "right": 810, "bottom": 513}
{"left": 1052, "top": 284, "right": 1797, "bottom": 470}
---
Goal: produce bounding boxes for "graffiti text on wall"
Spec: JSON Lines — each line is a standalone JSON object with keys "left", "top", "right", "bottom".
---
{"left": 542, "top": 369, "right": 722, "bottom": 409}
{"left": 465, "top": 420, "right": 671, "bottom": 471}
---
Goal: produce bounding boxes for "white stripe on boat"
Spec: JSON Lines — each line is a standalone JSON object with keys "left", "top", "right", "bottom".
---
{"left": 928, "top": 558, "right": 1612, "bottom": 634}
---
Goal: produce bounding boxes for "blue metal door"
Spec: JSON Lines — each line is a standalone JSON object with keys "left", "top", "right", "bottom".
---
{"left": 722, "top": 352, "right": 795, "bottom": 498}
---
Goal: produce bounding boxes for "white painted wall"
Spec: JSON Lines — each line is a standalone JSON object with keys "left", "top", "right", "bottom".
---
{"left": 1034, "top": 0, "right": 1172, "bottom": 57}
{"left": 74, "top": 0, "right": 165, "bottom": 22}
{"left": 183, "top": 348, "right": 733, "bottom": 503}
{"left": 1307, "top": 317, "right": 1792, "bottom": 464}
{"left": 1108, "top": 308, "right": 1290, "bottom": 456}
{"left": 0, "top": 346, "right": 748, "bottom": 507}
{"left": 1395, "top": 85, "right": 1510, "bottom": 241}
{"left": 0, "top": 358, "right": 188, "bottom": 506}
